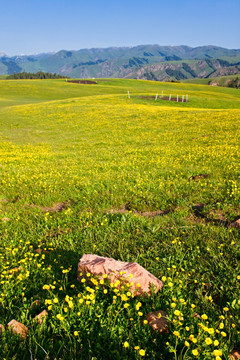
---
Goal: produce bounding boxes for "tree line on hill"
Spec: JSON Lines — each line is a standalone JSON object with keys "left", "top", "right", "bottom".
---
{"left": 6, "top": 71, "right": 68, "bottom": 79}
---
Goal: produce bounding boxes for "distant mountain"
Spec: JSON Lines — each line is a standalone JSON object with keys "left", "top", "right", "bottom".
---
{"left": 125, "top": 59, "right": 240, "bottom": 81}
{"left": 1, "top": 45, "right": 240, "bottom": 80}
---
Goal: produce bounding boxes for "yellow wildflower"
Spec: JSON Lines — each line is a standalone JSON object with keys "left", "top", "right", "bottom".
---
{"left": 205, "top": 338, "right": 212, "bottom": 345}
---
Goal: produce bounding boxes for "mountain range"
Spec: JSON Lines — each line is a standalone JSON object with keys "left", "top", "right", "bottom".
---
{"left": 1, "top": 45, "right": 240, "bottom": 80}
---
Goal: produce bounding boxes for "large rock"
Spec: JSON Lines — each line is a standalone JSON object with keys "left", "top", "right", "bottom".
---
{"left": 8, "top": 319, "right": 28, "bottom": 339}
{"left": 230, "top": 350, "right": 240, "bottom": 360}
{"left": 78, "top": 254, "right": 163, "bottom": 296}
{"left": 146, "top": 310, "right": 169, "bottom": 334}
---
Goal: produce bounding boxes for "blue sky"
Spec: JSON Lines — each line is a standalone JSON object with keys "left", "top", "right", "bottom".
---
{"left": 1, "top": 0, "right": 239, "bottom": 55}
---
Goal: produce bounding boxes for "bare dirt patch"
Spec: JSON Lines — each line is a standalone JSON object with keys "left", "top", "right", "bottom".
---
{"left": 192, "top": 203, "right": 230, "bottom": 227}
{"left": 41, "top": 202, "right": 69, "bottom": 213}
{"left": 189, "top": 174, "right": 209, "bottom": 181}
{"left": 137, "top": 95, "right": 188, "bottom": 102}
{"left": 105, "top": 203, "right": 170, "bottom": 218}
{"left": 137, "top": 209, "right": 170, "bottom": 217}
{"left": 192, "top": 203, "right": 205, "bottom": 216}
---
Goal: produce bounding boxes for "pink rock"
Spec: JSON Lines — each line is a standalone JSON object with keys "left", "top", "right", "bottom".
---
{"left": 1, "top": 217, "right": 11, "bottom": 222}
{"left": 78, "top": 254, "right": 163, "bottom": 296}
{"left": 35, "top": 310, "right": 48, "bottom": 324}
{"left": 8, "top": 319, "right": 28, "bottom": 339}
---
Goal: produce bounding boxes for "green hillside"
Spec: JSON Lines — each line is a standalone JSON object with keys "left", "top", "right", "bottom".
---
{"left": 0, "top": 79, "right": 239, "bottom": 359}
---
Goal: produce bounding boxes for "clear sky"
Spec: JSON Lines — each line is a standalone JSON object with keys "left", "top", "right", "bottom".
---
{"left": 1, "top": 0, "right": 239, "bottom": 56}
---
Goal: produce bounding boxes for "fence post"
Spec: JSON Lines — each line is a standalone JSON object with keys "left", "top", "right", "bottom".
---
{"left": 182, "top": 95, "right": 184, "bottom": 102}
{"left": 169, "top": 94, "right": 171, "bottom": 101}
{"left": 128, "top": 91, "right": 130, "bottom": 99}
{"left": 155, "top": 93, "right": 158, "bottom": 101}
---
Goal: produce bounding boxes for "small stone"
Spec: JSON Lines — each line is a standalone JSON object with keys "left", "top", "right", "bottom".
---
{"left": 0, "top": 198, "right": 8, "bottom": 203}
{"left": 8, "top": 319, "right": 28, "bottom": 339}
{"left": 35, "top": 248, "right": 49, "bottom": 254}
{"left": 78, "top": 254, "right": 163, "bottom": 296}
{"left": 35, "top": 310, "right": 48, "bottom": 324}
{"left": 193, "top": 312, "right": 201, "bottom": 318}
{"left": 230, "top": 350, "right": 240, "bottom": 360}
{"left": 1, "top": 217, "right": 11, "bottom": 222}
{"left": 146, "top": 310, "right": 169, "bottom": 334}
{"left": 0, "top": 324, "right": 5, "bottom": 335}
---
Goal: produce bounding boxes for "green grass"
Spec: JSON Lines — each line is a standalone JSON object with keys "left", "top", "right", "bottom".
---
{"left": 0, "top": 79, "right": 239, "bottom": 359}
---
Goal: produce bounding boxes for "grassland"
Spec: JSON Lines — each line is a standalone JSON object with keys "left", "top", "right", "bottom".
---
{"left": 0, "top": 79, "right": 239, "bottom": 359}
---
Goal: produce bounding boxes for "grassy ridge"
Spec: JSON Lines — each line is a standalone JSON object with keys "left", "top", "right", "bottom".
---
{"left": 183, "top": 75, "right": 240, "bottom": 88}
{"left": 0, "top": 78, "right": 239, "bottom": 108}
{"left": 0, "top": 79, "right": 239, "bottom": 359}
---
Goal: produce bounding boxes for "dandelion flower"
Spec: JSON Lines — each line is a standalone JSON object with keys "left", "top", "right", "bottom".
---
{"left": 174, "top": 310, "right": 181, "bottom": 316}
{"left": 205, "top": 338, "right": 212, "bottom": 345}
{"left": 139, "top": 349, "right": 146, "bottom": 356}
{"left": 173, "top": 331, "right": 180, "bottom": 338}
{"left": 192, "top": 349, "right": 199, "bottom": 356}
{"left": 213, "top": 350, "right": 222, "bottom": 356}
